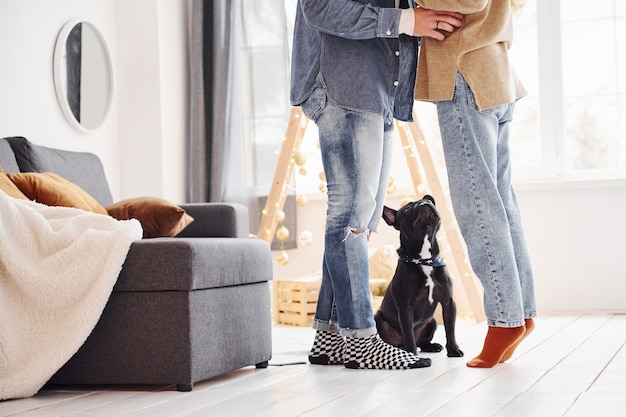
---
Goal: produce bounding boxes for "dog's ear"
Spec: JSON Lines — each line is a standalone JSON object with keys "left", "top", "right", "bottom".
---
{"left": 382, "top": 206, "right": 398, "bottom": 227}
{"left": 424, "top": 195, "right": 436, "bottom": 206}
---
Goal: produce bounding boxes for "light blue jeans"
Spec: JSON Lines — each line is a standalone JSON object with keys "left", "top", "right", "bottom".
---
{"left": 437, "top": 72, "right": 537, "bottom": 328}
{"left": 301, "top": 84, "right": 394, "bottom": 338}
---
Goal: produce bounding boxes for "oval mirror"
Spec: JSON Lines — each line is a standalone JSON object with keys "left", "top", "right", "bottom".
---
{"left": 53, "top": 20, "right": 113, "bottom": 132}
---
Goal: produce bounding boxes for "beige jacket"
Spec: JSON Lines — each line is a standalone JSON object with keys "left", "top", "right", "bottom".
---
{"left": 415, "top": 0, "right": 526, "bottom": 110}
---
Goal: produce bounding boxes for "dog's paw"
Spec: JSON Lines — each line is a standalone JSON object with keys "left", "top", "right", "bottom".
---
{"left": 446, "top": 347, "right": 464, "bottom": 357}
{"left": 419, "top": 343, "right": 443, "bottom": 353}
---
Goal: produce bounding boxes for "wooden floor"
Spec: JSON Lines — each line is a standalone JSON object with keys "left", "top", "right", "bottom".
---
{"left": 1, "top": 314, "right": 625, "bottom": 417}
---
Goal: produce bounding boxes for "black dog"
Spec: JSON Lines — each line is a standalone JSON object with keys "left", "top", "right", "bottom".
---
{"left": 374, "top": 195, "right": 463, "bottom": 357}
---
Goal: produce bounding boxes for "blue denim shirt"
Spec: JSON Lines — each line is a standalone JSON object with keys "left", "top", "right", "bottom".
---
{"left": 290, "top": 0, "right": 419, "bottom": 124}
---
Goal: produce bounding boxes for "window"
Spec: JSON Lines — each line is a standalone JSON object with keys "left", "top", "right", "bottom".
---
{"left": 559, "top": 1, "right": 626, "bottom": 175}
{"left": 494, "top": 0, "right": 626, "bottom": 181}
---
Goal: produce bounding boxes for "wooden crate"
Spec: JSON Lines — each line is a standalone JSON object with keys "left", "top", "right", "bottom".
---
{"left": 272, "top": 276, "right": 320, "bottom": 326}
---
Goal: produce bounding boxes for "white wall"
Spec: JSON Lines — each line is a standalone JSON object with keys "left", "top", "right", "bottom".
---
{"left": 516, "top": 180, "right": 626, "bottom": 315}
{"left": 1, "top": 0, "right": 625, "bottom": 315}
{"left": 0, "top": 0, "right": 188, "bottom": 203}
{"left": 0, "top": 0, "right": 119, "bottom": 187}
{"left": 113, "top": 0, "right": 188, "bottom": 202}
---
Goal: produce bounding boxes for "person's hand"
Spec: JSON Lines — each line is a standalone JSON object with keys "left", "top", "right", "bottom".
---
{"left": 413, "top": 8, "right": 464, "bottom": 40}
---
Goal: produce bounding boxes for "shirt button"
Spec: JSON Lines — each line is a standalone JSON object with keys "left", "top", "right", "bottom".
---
{"left": 394, "top": 81, "right": 399, "bottom": 87}
{"left": 386, "top": 30, "right": 391, "bottom": 35}
{"left": 395, "top": 51, "right": 400, "bottom": 56}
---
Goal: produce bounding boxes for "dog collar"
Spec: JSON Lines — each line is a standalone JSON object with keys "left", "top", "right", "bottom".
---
{"left": 398, "top": 254, "right": 446, "bottom": 267}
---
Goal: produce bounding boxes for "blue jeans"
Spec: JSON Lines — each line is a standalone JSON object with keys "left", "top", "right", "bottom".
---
{"left": 301, "top": 84, "right": 394, "bottom": 338}
{"left": 437, "top": 72, "right": 537, "bottom": 328}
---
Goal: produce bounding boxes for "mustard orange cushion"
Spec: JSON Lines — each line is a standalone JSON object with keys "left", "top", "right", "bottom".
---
{"left": 106, "top": 196, "right": 194, "bottom": 238}
{"left": 0, "top": 166, "right": 29, "bottom": 200}
{"left": 7, "top": 172, "right": 108, "bottom": 214}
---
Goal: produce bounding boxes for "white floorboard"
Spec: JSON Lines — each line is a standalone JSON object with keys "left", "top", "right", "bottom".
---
{"left": 1, "top": 315, "right": 625, "bottom": 417}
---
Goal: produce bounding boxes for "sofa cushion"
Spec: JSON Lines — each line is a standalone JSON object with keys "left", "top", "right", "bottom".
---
{"left": 0, "top": 139, "right": 20, "bottom": 173}
{"left": 5, "top": 136, "right": 113, "bottom": 206}
{"left": 7, "top": 172, "right": 108, "bottom": 214}
{"left": 106, "top": 196, "right": 194, "bottom": 238}
{"left": 0, "top": 167, "right": 29, "bottom": 200}
{"left": 114, "top": 237, "right": 273, "bottom": 292}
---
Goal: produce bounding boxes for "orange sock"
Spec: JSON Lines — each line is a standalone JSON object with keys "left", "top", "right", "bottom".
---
{"left": 466, "top": 325, "right": 525, "bottom": 368}
{"left": 499, "top": 318, "right": 535, "bottom": 363}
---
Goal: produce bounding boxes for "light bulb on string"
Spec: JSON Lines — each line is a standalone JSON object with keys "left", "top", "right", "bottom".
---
{"left": 296, "top": 194, "right": 308, "bottom": 206}
{"left": 298, "top": 230, "right": 313, "bottom": 247}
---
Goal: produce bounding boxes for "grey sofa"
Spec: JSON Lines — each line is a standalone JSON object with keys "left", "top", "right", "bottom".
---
{"left": 0, "top": 136, "right": 273, "bottom": 392}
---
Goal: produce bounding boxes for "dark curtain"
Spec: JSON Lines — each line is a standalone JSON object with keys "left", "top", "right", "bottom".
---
{"left": 188, "top": 0, "right": 225, "bottom": 203}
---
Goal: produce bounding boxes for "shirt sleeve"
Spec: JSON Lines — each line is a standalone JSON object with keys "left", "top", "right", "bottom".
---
{"left": 299, "top": 0, "right": 403, "bottom": 39}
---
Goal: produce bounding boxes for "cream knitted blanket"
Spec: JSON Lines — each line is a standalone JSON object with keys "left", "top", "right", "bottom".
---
{"left": 0, "top": 192, "right": 142, "bottom": 400}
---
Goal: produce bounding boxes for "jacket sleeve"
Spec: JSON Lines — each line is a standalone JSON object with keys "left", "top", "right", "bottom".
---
{"left": 300, "top": 0, "right": 402, "bottom": 39}
{"left": 416, "top": 0, "right": 488, "bottom": 14}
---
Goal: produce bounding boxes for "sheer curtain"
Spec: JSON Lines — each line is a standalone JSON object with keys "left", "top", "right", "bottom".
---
{"left": 188, "top": 0, "right": 291, "bottom": 235}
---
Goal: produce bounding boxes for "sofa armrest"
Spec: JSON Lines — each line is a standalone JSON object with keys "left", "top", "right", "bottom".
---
{"left": 176, "top": 203, "right": 250, "bottom": 238}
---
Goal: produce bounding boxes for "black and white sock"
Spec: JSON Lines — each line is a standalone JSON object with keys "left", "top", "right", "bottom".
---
{"left": 344, "top": 334, "right": 432, "bottom": 370}
{"left": 309, "top": 330, "right": 346, "bottom": 365}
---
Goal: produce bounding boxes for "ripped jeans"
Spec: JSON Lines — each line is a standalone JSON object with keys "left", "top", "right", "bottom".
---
{"left": 301, "top": 84, "right": 393, "bottom": 338}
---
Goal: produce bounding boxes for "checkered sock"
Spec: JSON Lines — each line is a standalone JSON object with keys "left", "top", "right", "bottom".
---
{"left": 344, "top": 334, "right": 432, "bottom": 370}
{"left": 309, "top": 330, "right": 346, "bottom": 365}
